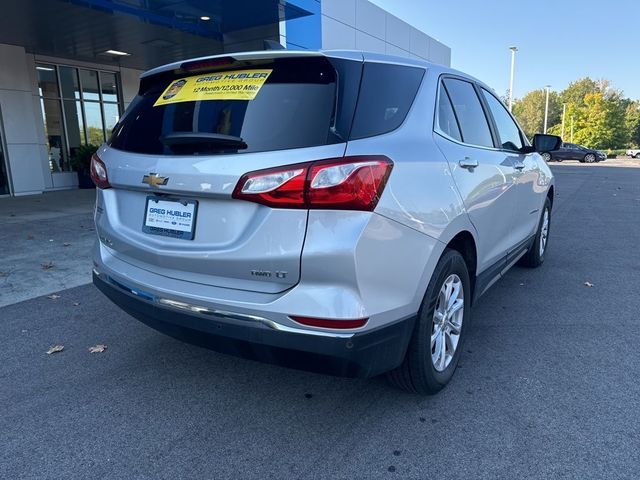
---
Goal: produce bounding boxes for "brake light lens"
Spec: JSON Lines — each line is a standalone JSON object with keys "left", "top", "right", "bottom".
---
{"left": 290, "top": 316, "right": 369, "bottom": 329}
{"left": 232, "top": 156, "right": 393, "bottom": 211}
{"left": 181, "top": 57, "right": 233, "bottom": 72}
{"left": 233, "top": 163, "right": 307, "bottom": 208}
{"left": 90, "top": 153, "right": 111, "bottom": 189}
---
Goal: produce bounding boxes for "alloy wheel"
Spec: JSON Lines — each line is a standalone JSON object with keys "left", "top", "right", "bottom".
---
{"left": 539, "top": 208, "right": 549, "bottom": 257}
{"left": 431, "top": 274, "right": 464, "bottom": 372}
{"left": 585, "top": 153, "right": 595, "bottom": 163}
{"left": 542, "top": 152, "right": 551, "bottom": 162}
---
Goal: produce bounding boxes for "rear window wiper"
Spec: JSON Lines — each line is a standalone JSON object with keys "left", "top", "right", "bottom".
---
{"left": 160, "top": 132, "right": 248, "bottom": 151}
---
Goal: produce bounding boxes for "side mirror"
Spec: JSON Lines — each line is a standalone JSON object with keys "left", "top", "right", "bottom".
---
{"left": 532, "top": 134, "right": 562, "bottom": 153}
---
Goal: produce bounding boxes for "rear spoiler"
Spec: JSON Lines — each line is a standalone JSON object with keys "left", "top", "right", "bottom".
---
{"left": 138, "top": 50, "right": 363, "bottom": 96}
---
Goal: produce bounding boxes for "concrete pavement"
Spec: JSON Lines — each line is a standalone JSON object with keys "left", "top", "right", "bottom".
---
{"left": 0, "top": 189, "right": 95, "bottom": 306}
{"left": 1, "top": 164, "right": 639, "bottom": 479}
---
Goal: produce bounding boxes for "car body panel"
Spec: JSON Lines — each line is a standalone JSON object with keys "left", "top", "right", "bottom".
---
{"left": 96, "top": 142, "right": 347, "bottom": 294}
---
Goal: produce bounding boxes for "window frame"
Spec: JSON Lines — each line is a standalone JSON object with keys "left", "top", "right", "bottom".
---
{"left": 478, "top": 87, "right": 529, "bottom": 153}
{"left": 36, "top": 62, "right": 123, "bottom": 172}
{"left": 433, "top": 74, "right": 500, "bottom": 151}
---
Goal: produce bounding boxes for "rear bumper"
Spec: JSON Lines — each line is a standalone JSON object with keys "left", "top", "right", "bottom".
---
{"left": 93, "top": 271, "right": 415, "bottom": 378}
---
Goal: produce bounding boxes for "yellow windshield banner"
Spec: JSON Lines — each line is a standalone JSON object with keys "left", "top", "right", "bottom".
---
{"left": 153, "top": 69, "right": 273, "bottom": 106}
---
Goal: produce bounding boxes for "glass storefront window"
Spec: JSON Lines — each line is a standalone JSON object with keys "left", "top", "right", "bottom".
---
{"left": 103, "top": 103, "right": 120, "bottom": 138}
{"left": 84, "top": 101, "right": 105, "bottom": 145}
{"left": 36, "top": 64, "right": 58, "bottom": 98}
{"left": 79, "top": 69, "right": 100, "bottom": 101}
{"left": 100, "top": 72, "right": 119, "bottom": 102}
{"left": 59, "top": 67, "right": 81, "bottom": 100}
{"left": 63, "top": 99, "right": 86, "bottom": 156}
{"left": 41, "top": 97, "right": 68, "bottom": 172}
{"left": 36, "top": 63, "right": 122, "bottom": 172}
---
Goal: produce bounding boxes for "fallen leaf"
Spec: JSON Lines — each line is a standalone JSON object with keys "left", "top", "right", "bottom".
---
{"left": 47, "top": 294, "right": 61, "bottom": 300}
{"left": 519, "top": 282, "right": 525, "bottom": 286}
{"left": 48, "top": 239, "right": 54, "bottom": 242}
{"left": 41, "top": 262, "right": 55, "bottom": 270}
{"left": 63, "top": 242, "right": 71, "bottom": 247}
{"left": 21, "top": 329, "right": 28, "bottom": 333}
{"left": 46, "top": 345, "right": 64, "bottom": 354}
{"left": 88, "top": 344, "right": 107, "bottom": 353}
{"left": 73, "top": 302, "right": 80, "bottom": 306}
{"left": 584, "top": 281, "right": 594, "bottom": 287}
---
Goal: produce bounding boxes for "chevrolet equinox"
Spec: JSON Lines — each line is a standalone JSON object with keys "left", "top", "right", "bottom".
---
{"left": 92, "top": 50, "right": 560, "bottom": 394}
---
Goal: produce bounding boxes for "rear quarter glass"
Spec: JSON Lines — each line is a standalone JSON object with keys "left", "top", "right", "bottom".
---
{"left": 109, "top": 57, "right": 361, "bottom": 156}
{"left": 349, "top": 63, "right": 425, "bottom": 140}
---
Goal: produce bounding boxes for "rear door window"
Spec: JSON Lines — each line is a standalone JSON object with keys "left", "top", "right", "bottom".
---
{"left": 110, "top": 57, "right": 357, "bottom": 155}
{"left": 349, "top": 63, "right": 424, "bottom": 140}
{"left": 442, "top": 78, "right": 494, "bottom": 148}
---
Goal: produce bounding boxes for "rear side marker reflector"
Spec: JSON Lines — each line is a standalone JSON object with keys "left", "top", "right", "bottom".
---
{"left": 290, "top": 316, "right": 369, "bottom": 329}
{"left": 232, "top": 155, "right": 393, "bottom": 211}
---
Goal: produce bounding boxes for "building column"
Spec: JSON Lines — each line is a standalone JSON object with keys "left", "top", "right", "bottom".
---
{"left": 0, "top": 44, "right": 48, "bottom": 195}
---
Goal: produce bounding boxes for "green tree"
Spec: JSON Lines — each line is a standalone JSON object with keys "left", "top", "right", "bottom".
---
{"left": 559, "top": 78, "right": 599, "bottom": 107}
{"left": 512, "top": 89, "right": 561, "bottom": 139}
{"left": 625, "top": 101, "right": 640, "bottom": 147}
{"left": 571, "top": 91, "right": 627, "bottom": 149}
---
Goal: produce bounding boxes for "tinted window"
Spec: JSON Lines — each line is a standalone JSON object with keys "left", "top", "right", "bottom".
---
{"left": 350, "top": 63, "right": 424, "bottom": 139}
{"left": 110, "top": 57, "right": 353, "bottom": 155}
{"left": 481, "top": 89, "right": 523, "bottom": 151}
{"left": 442, "top": 78, "right": 493, "bottom": 148}
{"left": 436, "top": 86, "right": 462, "bottom": 141}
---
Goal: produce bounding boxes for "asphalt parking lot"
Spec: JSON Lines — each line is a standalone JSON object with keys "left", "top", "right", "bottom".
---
{"left": 1, "top": 161, "right": 640, "bottom": 479}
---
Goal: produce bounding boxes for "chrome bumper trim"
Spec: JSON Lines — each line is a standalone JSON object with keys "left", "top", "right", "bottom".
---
{"left": 94, "top": 268, "right": 355, "bottom": 339}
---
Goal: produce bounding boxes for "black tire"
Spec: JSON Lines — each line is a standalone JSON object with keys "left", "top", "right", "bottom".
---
{"left": 519, "top": 197, "right": 551, "bottom": 268}
{"left": 556, "top": 158, "right": 563, "bottom": 163}
{"left": 387, "top": 249, "right": 471, "bottom": 394}
{"left": 635, "top": 153, "right": 640, "bottom": 159}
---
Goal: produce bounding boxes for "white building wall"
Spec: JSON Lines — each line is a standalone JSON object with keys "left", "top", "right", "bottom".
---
{"left": 0, "top": 44, "right": 48, "bottom": 195}
{"left": 320, "top": 0, "right": 451, "bottom": 66}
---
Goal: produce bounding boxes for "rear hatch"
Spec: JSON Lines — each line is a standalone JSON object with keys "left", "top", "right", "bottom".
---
{"left": 97, "top": 53, "right": 362, "bottom": 294}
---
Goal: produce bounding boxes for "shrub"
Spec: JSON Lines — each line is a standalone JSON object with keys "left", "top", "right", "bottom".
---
{"left": 69, "top": 144, "right": 100, "bottom": 172}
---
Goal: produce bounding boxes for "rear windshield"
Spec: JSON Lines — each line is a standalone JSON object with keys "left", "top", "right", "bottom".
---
{"left": 110, "top": 57, "right": 352, "bottom": 155}
{"left": 109, "top": 57, "right": 424, "bottom": 156}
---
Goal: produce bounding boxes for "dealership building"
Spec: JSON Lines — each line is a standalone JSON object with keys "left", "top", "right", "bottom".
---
{"left": 0, "top": 0, "right": 450, "bottom": 196}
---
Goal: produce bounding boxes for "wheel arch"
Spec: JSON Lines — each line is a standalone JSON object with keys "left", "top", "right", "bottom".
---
{"left": 444, "top": 231, "right": 478, "bottom": 301}
{"left": 547, "top": 185, "right": 555, "bottom": 210}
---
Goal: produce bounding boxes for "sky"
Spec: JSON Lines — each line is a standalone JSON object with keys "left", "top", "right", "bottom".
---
{"left": 370, "top": 0, "right": 640, "bottom": 100}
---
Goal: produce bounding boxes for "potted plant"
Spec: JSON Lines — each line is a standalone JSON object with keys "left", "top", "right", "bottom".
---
{"left": 70, "top": 144, "right": 100, "bottom": 189}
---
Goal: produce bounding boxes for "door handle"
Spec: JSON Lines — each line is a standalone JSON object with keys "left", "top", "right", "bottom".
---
{"left": 513, "top": 161, "right": 525, "bottom": 170}
{"left": 459, "top": 157, "right": 478, "bottom": 169}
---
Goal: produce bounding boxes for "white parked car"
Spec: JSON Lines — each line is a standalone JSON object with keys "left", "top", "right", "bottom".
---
{"left": 626, "top": 149, "right": 640, "bottom": 159}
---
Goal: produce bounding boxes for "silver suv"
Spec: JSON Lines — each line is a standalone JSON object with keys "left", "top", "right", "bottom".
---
{"left": 92, "top": 50, "right": 558, "bottom": 394}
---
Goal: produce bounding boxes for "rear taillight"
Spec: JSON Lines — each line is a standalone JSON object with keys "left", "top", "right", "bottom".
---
{"left": 290, "top": 316, "right": 369, "bottom": 329}
{"left": 90, "top": 153, "right": 111, "bottom": 189}
{"left": 232, "top": 156, "right": 393, "bottom": 211}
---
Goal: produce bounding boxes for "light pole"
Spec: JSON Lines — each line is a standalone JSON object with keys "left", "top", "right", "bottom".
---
{"left": 570, "top": 115, "right": 574, "bottom": 142}
{"left": 508, "top": 46, "right": 518, "bottom": 112}
{"left": 561, "top": 103, "right": 566, "bottom": 139}
{"left": 543, "top": 85, "right": 551, "bottom": 134}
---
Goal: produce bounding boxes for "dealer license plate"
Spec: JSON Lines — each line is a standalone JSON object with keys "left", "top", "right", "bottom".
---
{"left": 142, "top": 197, "right": 198, "bottom": 240}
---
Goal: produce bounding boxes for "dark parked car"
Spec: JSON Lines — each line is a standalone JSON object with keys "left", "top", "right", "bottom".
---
{"left": 541, "top": 142, "right": 605, "bottom": 163}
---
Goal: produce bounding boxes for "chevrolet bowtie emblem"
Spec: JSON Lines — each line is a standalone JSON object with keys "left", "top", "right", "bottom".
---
{"left": 142, "top": 173, "right": 169, "bottom": 187}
